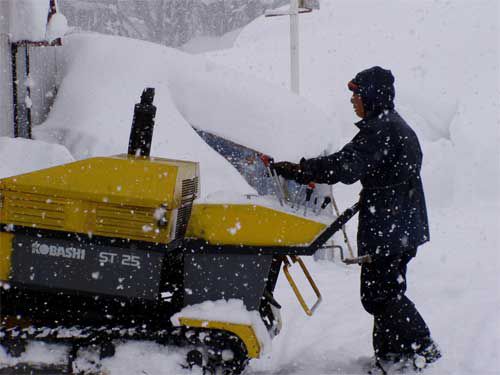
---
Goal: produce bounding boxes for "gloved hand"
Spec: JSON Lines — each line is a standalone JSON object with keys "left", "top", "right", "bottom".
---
{"left": 272, "top": 161, "right": 300, "bottom": 180}
{"left": 273, "top": 161, "right": 314, "bottom": 184}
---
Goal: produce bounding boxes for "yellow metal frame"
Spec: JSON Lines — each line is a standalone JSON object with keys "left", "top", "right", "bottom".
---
{"left": 178, "top": 317, "right": 261, "bottom": 359}
{"left": 282, "top": 256, "right": 322, "bottom": 316}
{"left": 186, "top": 203, "right": 326, "bottom": 247}
{"left": 0, "top": 232, "right": 13, "bottom": 281}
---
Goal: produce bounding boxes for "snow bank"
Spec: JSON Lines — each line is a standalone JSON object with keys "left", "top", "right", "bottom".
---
{"left": 171, "top": 299, "right": 272, "bottom": 353}
{"left": 34, "top": 33, "right": 338, "bottom": 198}
{"left": 207, "top": 0, "right": 500, "bottom": 207}
{"left": 0, "top": 137, "right": 74, "bottom": 178}
{"left": 167, "top": 56, "right": 336, "bottom": 160}
{"left": 33, "top": 34, "right": 255, "bottom": 199}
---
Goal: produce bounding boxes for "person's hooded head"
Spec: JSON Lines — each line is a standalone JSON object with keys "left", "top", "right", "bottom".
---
{"left": 348, "top": 66, "right": 395, "bottom": 118}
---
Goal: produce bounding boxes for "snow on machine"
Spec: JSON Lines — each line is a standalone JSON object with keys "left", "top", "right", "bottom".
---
{"left": 0, "top": 89, "right": 358, "bottom": 374}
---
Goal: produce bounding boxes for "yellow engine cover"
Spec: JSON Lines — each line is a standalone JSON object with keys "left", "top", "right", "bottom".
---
{"left": 0, "top": 155, "right": 199, "bottom": 245}
{"left": 186, "top": 203, "right": 326, "bottom": 247}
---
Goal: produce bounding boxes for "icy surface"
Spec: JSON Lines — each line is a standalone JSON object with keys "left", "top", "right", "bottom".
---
{"left": 172, "top": 298, "right": 272, "bottom": 353}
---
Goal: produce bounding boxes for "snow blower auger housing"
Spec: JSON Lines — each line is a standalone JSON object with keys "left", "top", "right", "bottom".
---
{"left": 0, "top": 88, "right": 359, "bottom": 374}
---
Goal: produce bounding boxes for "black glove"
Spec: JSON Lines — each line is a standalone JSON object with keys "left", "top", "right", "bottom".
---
{"left": 272, "top": 161, "right": 300, "bottom": 180}
{"left": 273, "top": 161, "right": 314, "bottom": 184}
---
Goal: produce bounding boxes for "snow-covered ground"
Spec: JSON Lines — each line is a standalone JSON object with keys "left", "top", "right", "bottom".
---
{"left": 0, "top": 0, "right": 499, "bottom": 374}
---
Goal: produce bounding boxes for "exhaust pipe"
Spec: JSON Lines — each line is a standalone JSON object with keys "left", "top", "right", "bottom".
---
{"left": 128, "top": 88, "right": 157, "bottom": 157}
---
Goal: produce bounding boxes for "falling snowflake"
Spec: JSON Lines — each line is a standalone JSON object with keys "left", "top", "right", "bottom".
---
{"left": 227, "top": 221, "right": 242, "bottom": 235}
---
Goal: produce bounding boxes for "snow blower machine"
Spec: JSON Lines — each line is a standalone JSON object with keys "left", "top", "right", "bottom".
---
{"left": 0, "top": 89, "right": 358, "bottom": 374}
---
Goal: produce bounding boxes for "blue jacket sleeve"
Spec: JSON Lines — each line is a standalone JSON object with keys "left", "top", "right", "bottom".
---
{"left": 301, "top": 130, "right": 381, "bottom": 185}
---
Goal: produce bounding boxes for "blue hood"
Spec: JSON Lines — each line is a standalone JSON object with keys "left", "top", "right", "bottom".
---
{"left": 349, "top": 66, "right": 395, "bottom": 116}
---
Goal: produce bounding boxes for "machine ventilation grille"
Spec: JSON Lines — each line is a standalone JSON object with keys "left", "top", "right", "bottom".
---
{"left": 175, "top": 177, "right": 198, "bottom": 240}
{"left": 95, "top": 204, "right": 158, "bottom": 242}
{"left": 2, "top": 192, "right": 65, "bottom": 231}
{"left": 181, "top": 177, "right": 198, "bottom": 198}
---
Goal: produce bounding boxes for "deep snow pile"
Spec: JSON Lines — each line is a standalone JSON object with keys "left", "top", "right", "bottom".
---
{"left": 32, "top": 33, "right": 339, "bottom": 199}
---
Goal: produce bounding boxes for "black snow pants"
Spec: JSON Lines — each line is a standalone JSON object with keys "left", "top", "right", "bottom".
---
{"left": 360, "top": 248, "right": 432, "bottom": 357}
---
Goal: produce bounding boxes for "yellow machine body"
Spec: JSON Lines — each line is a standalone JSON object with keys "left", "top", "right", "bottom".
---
{"left": 0, "top": 233, "right": 13, "bottom": 281}
{"left": 0, "top": 154, "right": 199, "bottom": 281}
{"left": 186, "top": 203, "right": 326, "bottom": 247}
{"left": 0, "top": 152, "right": 331, "bottom": 364}
{"left": 178, "top": 318, "right": 261, "bottom": 358}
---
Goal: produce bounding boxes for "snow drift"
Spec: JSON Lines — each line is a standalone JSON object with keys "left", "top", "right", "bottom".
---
{"left": 33, "top": 33, "right": 338, "bottom": 199}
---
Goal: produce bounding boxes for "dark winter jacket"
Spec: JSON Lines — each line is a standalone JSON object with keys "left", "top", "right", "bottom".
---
{"left": 301, "top": 67, "right": 429, "bottom": 258}
{"left": 302, "top": 111, "right": 429, "bottom": 257}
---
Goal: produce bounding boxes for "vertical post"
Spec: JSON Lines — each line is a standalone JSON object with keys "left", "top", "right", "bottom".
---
{"left": 11, "top": 43, "right": 33, "bottom": 139}
{"left": 11, "top": 44, "right": 19, "bottom": 138}
{"left": 24, "top": 45, "right": 32, "bottom": 139}
{"left": 290, "top": 0, "right": 300, "bottom": 94}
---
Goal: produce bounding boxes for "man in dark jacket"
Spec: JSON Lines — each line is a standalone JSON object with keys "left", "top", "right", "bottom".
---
{"left": 273, "top": 66, "right": 440, "bottom": 369}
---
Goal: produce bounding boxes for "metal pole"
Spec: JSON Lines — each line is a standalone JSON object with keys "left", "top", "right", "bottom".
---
{"left": 11, "top": 44, "right": 18, "bottom": 138}
{"left": 24, "top": 45, "right": 32, "bottom": 139}
{"left": 290, "top": 0, "right": 300, "bottom": 94}
{"left": 330, "top": 192, "right": 355, "bottom": 258}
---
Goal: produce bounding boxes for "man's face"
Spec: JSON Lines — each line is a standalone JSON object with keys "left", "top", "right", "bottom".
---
{"left": 351, "top": 93, "right": 365, "bottom": 119}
